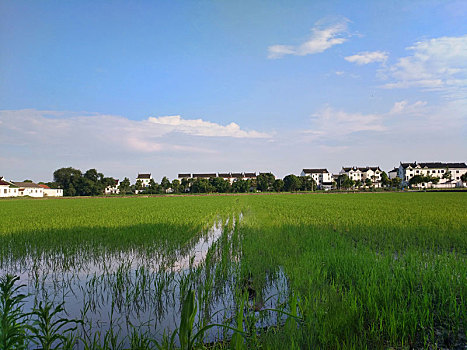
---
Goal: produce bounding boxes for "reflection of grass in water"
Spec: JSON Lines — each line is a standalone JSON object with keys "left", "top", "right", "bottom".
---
{"left": 1, "top": 193, "right": 467, "bottom": 348}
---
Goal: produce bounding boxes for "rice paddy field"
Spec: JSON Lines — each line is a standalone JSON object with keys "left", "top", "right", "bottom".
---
{"left": 0, "top": 193, "right": 466, "bottom": 349}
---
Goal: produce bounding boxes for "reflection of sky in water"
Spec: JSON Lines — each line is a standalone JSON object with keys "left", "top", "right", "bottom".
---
{"left": 0, "top": 216, "right": 289, "bottom": 347}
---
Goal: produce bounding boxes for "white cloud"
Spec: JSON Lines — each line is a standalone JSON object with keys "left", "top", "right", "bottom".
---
{"left": 308, "top": 106, "right": 386, "bottom": 138}
{"left": 268, "top": 19, "right": 350, "bottom": 59}
{"left": 382, "top": 35, "right": 467, "bottom": 98}
{"left": 148, "top": 115, "right": 270, "bottom": 138}
{"left": 0, "top": 110, "right": 270, "bottom": 158}
{"left": 389, "top": 100, "right": 427, "bottom": 115}
{"left": 345, "top": 51, "right": 388, "bottom": 65}
{"left": 0, "top": 109, "right": 275, "bottom": 181}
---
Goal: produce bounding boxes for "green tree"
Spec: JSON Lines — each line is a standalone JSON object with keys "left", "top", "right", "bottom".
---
{"left": 171, "top": 179, "right": 181, "bottom": 193}
{"left": 354, "top": 179, "right": 363, "bottom": 189}
{"left": 283, "top": 174, "right": 300, "bottom": 192}
{"left": 191, "top": 178, "right": 215, "bottom": 193}
{"left": 161, "top": 176, "right": 171, "bottom": 192}
{"left": 365, "top": 178, "right": 372, "bottom": 187}
{"left": 210, "top": 177, "right": 231, "bottom": 193}
{"left": 461, "top": 173, "right": 467, "bottom": 182}
{"left": 391, "top": 177, "right": 402, "bottom": 189}
{"left": 409, "top": 175, "right": 424, "bottom": 188}
{"left": 381, "top": 171, "right": 390, "bottom": 187}
{"left": 119, "top": 177, "right": 131, "bottom": 194}
{"left": 257, "top": 173, "right": 275, "bottom": 192}
{"left": 337, "top": 174, "right": 354, "bottom": 189}
{"left": 134, "top": 179, "right": 144, "bottom": 193}
{"left": 53, "top": 167, "right": 82, "bottom": 196}
{"left": 181, "top": 178, "right": 190, "bottom": 193}
{"left": 232, "top": 179, "right": 249, "bottom": 193}
{"left": 299, "top": 176, "right": 316, "bottom": 191}
{"left": 273, "top": 179, "right": 284, "bottom": 192}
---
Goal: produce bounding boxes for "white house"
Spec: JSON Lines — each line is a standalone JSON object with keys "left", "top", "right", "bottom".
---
{"left": 0, "top": 179, "right": 19, "bottom": 197}
{"left": 340, "top": 167, "right": 363, "bottom": 182}
{"left": 340, "top": 166, "right": 382, "bottom": 187}
{"left": 388, "top": 168, "right": 398, "bottom": 180}
{"left": 360, "top": 167, "right": 383, "bottom": 187}
{"left": 301, "top": 169, "right": 333, "bottom": 190}
{"left": 104, "top": 179, "right": 120, "bottom": 195}
{"left": 38, "top": 184, "right": 63, "bottom": 197}
{"left": 398, "top": 162, "right": 467, "bottom": 188}
{"left": 13, "top": 182, "right": 44, "bottom": 197}
{"left": 136, "top": 173, "right": 152, "bottom": 188}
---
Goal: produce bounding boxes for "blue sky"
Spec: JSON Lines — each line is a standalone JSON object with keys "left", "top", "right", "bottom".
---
{"left": 1, "top": 0, "right": 466, "bottom": 182}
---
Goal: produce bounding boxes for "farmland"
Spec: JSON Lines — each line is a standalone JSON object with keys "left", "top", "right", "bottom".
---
{"left": 0, "top": 193, "right": 466, "bottom": 349}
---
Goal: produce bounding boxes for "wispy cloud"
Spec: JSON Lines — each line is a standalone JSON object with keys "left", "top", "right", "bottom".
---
{"left": 268, "top": 19, "right": 350, "bottom": 59}
{"left": 148, "top": 115, "right": 270, "bottom": 138}
{"left": 382, "top": 35, "right": 467, "bottom": 98}
{"left": 307, "top": 106, "right": 386, "bottom": 138}
{"left": 0, "top": 109, "right": 271, "bottom": 158}
{"left": 345, "top": 51, "right": 388, "bottom": 65}
{"left": 0, "top": 109, "right": 274, "bottom": 181}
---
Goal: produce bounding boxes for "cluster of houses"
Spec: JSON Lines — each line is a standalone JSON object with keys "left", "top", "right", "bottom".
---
{"left": 173, "top": 161, "right": 467, "bottom": 190}
{"left": 1, "top": 162, "right": 466, "bottom": 197}
{"left": 0, "top": 177, "right": 63, "bottom": 198}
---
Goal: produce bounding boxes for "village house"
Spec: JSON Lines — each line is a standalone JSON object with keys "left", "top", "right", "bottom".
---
{"left": 360, "top": 167, "right": 383, "bottom": 187}
{"left": 178, "top": 174, "right": 191, "bottom": 182}
{"left": 136, "top": 173, "right": 152, "bottom": 188}
{"left": 243, "top": 172, "right": 257, "bottom": 181}
{"left": 0, "top": 179, "right": 19, "bottom": 197}
{"left": 388, "top": 168, "right": 399, "bottom": 180}
{"left": 340, "top": 166, "right": 383, "bottom": 187}
{"left": 38, "top": 184, "right": 63, "bottom": 197}
{"left": 104, "top": 179, "right": 120, "bottom": 195}
{"left": 192, "top": 173, "right": 217, "bottom": 180}
{"left": 340, "top": 167, "right": 363, "bottom": 182}
{"left": 13, "top": 182, "right": 44, "bottom": 197}
{"left": 218, "top": 173, "right": 233, "bottom": 183}
{"left": 300, "top": 169, "right": 333, "bottom": 190}
{"left": 398, "top": 162, "right": 467, "bottom": 188}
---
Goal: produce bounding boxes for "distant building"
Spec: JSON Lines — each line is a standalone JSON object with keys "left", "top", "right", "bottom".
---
{"left": 0, "top": 179, "right": 19, "bottom": 197}
{"left": 104, "top": 179, "right": 120, "bottom": 195}
{"left": 340, "top": 166, "right": 382, "bottom": 187}
{"left": 243, "top": 172, "right": 257, "bottom": 180}
{"left": 398, "top": 162, "right": 467, "bottom": 188}
{"left": 192, "top": 173, "right": 217, "bottom": 180}
{"left": 13, "top": 182, "right": 44, "bottom": 197}
{"left": 38, "top": 184, "right": 63, "bottom": 197}
{"left": 301, "top": 169, "right": 333, "bottom": 190}
{"left": 388, "top": 167, "right": 399, "bottom": 180}
{"left": 218, "top": 173, "right": 233, "bottom": 183}
{"left": 136, "top": 173, "right": 152, "bottom": 188}
{"left": 178, "top": 174, "right": 191, "bottom": 182}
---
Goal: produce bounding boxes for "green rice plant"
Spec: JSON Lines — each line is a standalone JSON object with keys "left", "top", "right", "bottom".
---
{"left": 28, "top": 301, "right": 82, "bottom": 350}
{"left": 0, "top": 275, "right": 28, "bottom": 350}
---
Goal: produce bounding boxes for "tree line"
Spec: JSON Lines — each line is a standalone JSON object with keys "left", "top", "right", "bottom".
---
{"left": 51, "top": 167, "right": 463, "bottom": 197}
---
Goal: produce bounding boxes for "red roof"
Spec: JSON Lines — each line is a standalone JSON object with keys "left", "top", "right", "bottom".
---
{"left": 0, "top": 180, "right": 10, "bottom": 186}
{"left": 38, "top": 184, "right": 50, "bottom": 189}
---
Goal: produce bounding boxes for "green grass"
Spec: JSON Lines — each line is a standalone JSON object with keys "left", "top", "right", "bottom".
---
{"left": 0, "top": 192, "right": 466, "bottom": 349}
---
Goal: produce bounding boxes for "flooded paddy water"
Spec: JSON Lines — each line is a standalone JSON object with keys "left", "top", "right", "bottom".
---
{"left": 0, "top": 215, "right": 290, "bottom": 348}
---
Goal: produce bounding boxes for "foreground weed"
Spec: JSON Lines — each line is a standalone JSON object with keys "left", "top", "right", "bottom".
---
{"left": 28, "top": 301, "right": 82, "bottom": 350}
{"left": 0, "top": 275, "right": 28, "bottom": 350}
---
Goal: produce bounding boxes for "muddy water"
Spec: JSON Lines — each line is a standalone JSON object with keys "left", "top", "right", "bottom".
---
{"left": 0, "top": 217, "right": 289, "bottom": 348}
